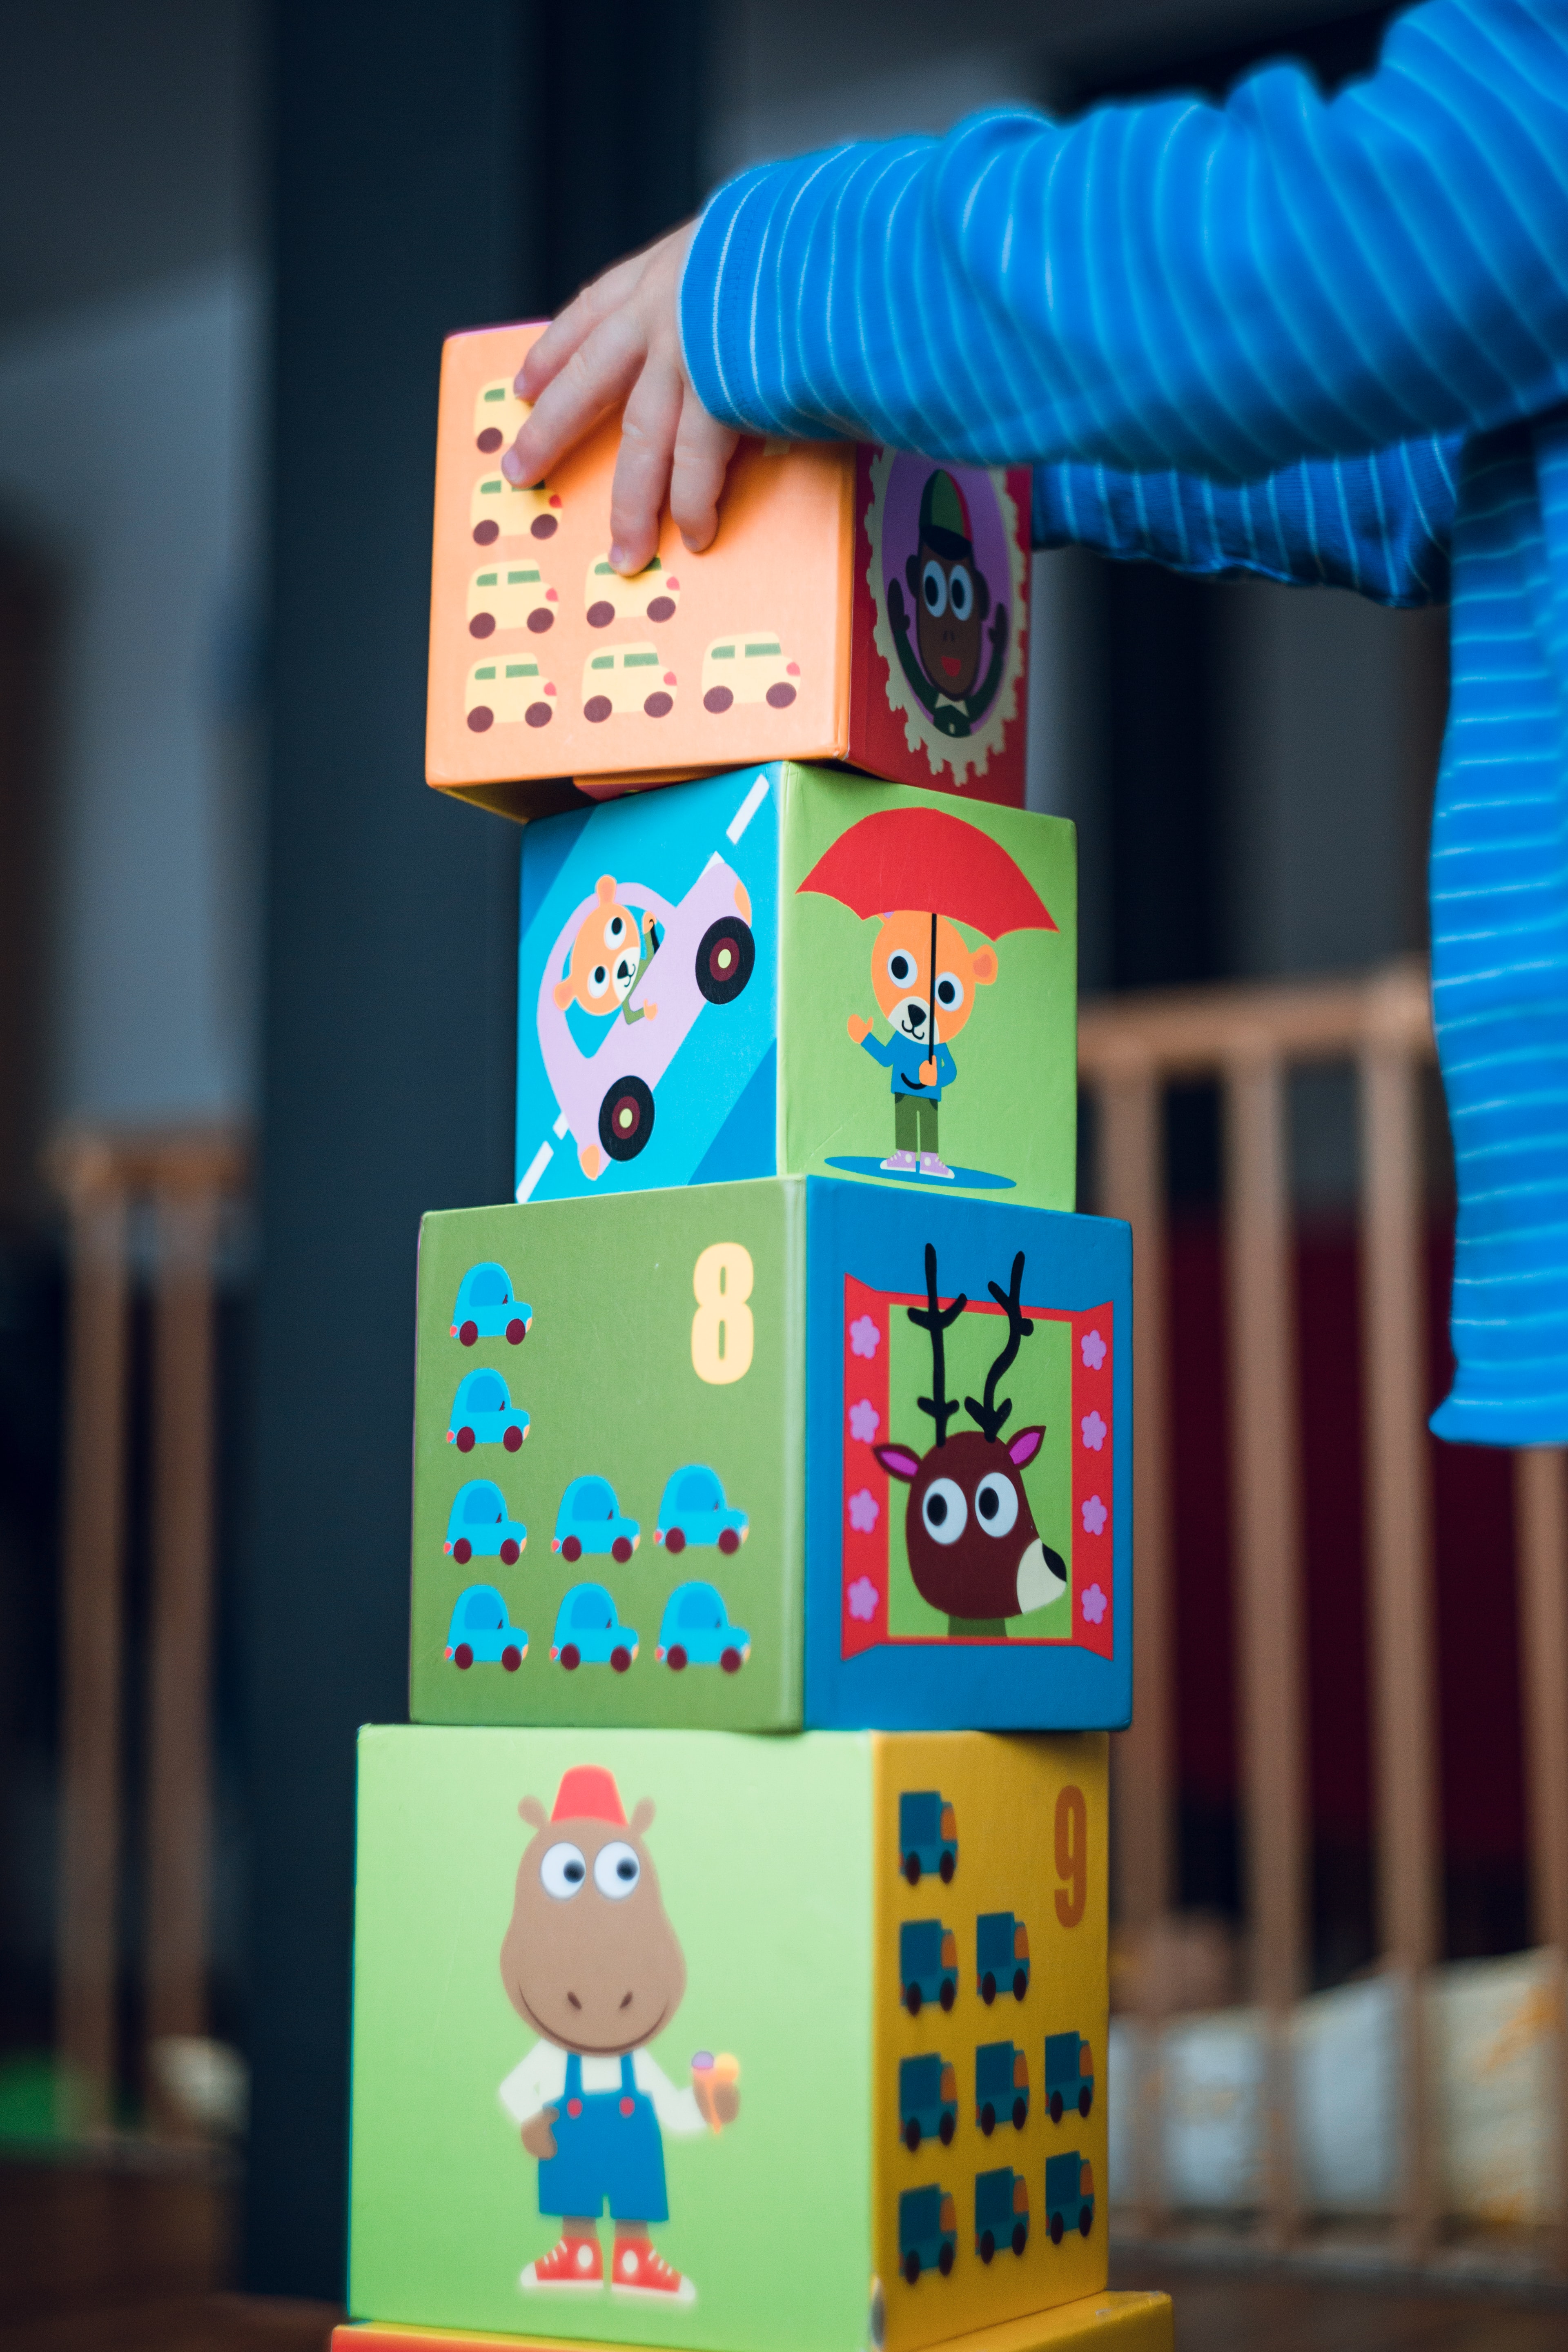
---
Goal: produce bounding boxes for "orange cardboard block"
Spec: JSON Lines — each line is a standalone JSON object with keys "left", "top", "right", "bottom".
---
{"left": 428, "top": 325, "right": 1032, "bottom": 819}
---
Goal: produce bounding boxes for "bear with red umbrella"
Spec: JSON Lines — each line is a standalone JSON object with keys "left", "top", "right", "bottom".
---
{"left": 797, "top": 804, "right": 1057, "bottom": 1187}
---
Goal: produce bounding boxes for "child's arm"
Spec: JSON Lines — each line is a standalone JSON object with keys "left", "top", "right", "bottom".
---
{"left": 678, "top": 0, "right": 1568, "bottom": 477}
{"left": 1032, "top": 437, "right": 1458, "bottom": 608}
{"left": 508, "top": 0, "right": 1565, "bottom": 571}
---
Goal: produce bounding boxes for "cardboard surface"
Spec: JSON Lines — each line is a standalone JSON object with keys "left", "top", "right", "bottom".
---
{"left": 871, "top": 1736, "right": 1110, "bottom": 2350}
{"left": 411, "top": 1183, "right": 804, "bottom": 1733}
{"left": 806, "top": 1185, "right": 1131, "bottom": 1733}
{"left": 514, "top": 765, "right": 1076, "bottom": 1215}
{"left": 410, "top": 1182, "right": 1130, "bottom": 1734}
{"left": 332, "top": 2288, "right": 1171, "bottom": 2352}
{"left": 426, "top": 326, "right": 1029, "bottom": 811}
{"left": 348, "top": 1727, "right": 1111, "bottom": 2352}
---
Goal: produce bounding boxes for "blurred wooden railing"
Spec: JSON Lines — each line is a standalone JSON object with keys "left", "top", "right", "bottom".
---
{"left": 47, "top": 1126, "right": 247, "bottom": 2140}
{"left": 1079, "top": 956, "right": 1568, "bottom": 2263}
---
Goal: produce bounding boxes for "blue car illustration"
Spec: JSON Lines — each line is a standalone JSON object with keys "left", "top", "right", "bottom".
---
{"left": 654, "top": 1463, "right": 748, "bottom": 1556}
{"left": 445, "top": 1584, "right": 528, "bottom": 1670}
{"left": 550, "top": 1582, "right": 638, "bottom": 1672}
{"left": 444, "top": 1477, "right": 526, "bottom": 1565}
{"left": 655, "top": 1581, "right": 751, "bottom": 1672}
{"left": 552, "top": 1474, "right": 639, "bottom": 1564}
{"left": 447, "top": 1367, "right": 530, "bottom": 1454}
{"left": 451, "top": 1261, "right": 533, "bottom": 1347}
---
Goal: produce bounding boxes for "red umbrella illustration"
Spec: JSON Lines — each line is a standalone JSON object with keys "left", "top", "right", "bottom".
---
{"left": 797, "top": 805, "right": 1056, "bottom": 1056}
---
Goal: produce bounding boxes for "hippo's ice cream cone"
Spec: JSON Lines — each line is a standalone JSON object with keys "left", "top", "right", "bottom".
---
{"left": 690, "top": 2050, "right": 740, "bottom": 2132}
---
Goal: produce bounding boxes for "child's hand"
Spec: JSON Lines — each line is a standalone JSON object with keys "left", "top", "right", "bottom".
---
{"left": 847, "top": 1015, "right": 871, "bottom": 1045}
{"left": 503, "top": 225, "right": 739, "bottom": 579}
{"left": 920, "top": 1059, "right": 937, "bottom": 1086}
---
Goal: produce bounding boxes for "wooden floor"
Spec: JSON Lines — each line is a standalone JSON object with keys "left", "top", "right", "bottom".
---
{"left": 0, "top": 2161, "right": 337, "bottom": 2352}
{"left": 4, "top": 2161, "right": 1567, "bottom": 2350}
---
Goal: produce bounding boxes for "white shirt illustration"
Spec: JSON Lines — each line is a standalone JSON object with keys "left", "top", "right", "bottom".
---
{"left": 499, "top": 2041, "right": 706, "bottom": 2136}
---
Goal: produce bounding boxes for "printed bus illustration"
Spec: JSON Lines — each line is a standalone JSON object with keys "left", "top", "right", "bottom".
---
{"left": 973, "top": 2166, "right": 1029, "bottom": 2262}
{"left": 443, "top": 1479, "right": 525, "bottom": 1566}
{"left": 581, "top": 642, "right": 676, "bottom": 722}
{"left": 897, "top": 2185, "right": 956, "bottom": 2284}
{"left": 1044, "top": 2152, "right": 1095, "bottom": 2243}
{"left": 584, "top": 554, "right": 679, "bottom": 628}
{"left": 535, "top": 852, "right": 755, "bottom": 1183}
{"left": 655, "top": 1582, "right": 751, "bottom": 1673}
{"left": 898, "top": 2054, "right": 957, "bottom": 2152}
{"left": 469, "top": 468, "right": 559, "bottom": 544}
{"left": 976, "top": 1912, "right": 1029, "bottom": 2004}
{"left": 552, "top": 1474, "right": 639, "bottom": 1563}
{"left": 549, "top": 1581, "right": 638, "bottom": 1672}
{"left": 699, "top": 633, "right": 800, "bottom": 713}
{"left": 444, "top": 1584, "right": 527, "bottom": 1670}
{"left": 1044, "top": 2032, "right": 1095, "bottom": 2123}
{"left": 466, "top": 656, "right": 555, "bottom": 735}
{"left": 898, "top": 1791, "right": 958, "bottom": 1885}
{"left": 974, "top": 2042, "right": 1028, "bottom": 2136}
{"left": 899, "top": 1920, "right": 958, "bottom": 2016}
{"left": 451, "top": 1263, "right": 532, "bottom": 1346}
{"left": 466, "top": 560, "right": 557, "bottom": 639}
{"left": 655, "top": 1463, "right": 748, "bottom": 1555}
{"left": 447, "top": 1368, "right": 528, "bottom": 1453}
{"left": 472, "top": 377, "right": 519, "bottom": 453}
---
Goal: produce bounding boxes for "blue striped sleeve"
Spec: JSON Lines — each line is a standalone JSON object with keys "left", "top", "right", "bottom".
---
{"left": 680, "top": 0, "right": 1568, "bottom": 480}
{"left": 1031, "top": 436, "right": 1459, "bottom": 604}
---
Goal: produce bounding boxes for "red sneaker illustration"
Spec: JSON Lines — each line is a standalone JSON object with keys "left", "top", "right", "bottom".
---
{"left": 609, "top": 2240, "right": 696, "bottom": 2303}
{"left": 521, "top": 2234, "right": 602, "bottom": 2290}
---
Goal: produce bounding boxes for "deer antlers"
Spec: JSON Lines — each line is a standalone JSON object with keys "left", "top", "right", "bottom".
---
{"left": 964, "top": 1252, "right": 1034, "bottom": 1442}
{"left": 907, "top": 1246, "right": 1034, "bottom": 1447}
{"left": 909, "top": 1242, "right": 967, "bottom": 1447}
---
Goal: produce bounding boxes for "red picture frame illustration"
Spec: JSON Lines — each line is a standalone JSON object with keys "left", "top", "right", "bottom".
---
{"left": 840, "top": 1277, "right": 1114, "bottom": 1660}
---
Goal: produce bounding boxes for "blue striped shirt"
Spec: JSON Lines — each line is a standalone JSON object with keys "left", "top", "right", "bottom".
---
{"left": 681, "top": 0, "right": 1568, "bottom": 1445}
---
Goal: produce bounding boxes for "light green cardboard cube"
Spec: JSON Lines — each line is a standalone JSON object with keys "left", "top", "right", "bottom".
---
{"left": 350, "top": 1724, "right": 1109, "bottom": 2352}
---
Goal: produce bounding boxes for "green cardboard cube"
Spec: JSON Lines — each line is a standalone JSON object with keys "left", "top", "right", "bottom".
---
{"left": 349, "top": 1724, "right": 1109, "bottom": 2352}
{"left": 515, "top": 762, "right": 1076, "bottom": 1212}
{"left": 412, "top": 1179, "right": 1132, "bottom": 1733}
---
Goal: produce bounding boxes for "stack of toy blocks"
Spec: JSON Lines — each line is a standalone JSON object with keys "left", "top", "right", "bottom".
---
{"left": 333, "top": 326, "right": 1171, "bottom": 2352}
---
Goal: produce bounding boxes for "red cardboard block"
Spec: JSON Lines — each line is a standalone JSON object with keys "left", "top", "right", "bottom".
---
{"left": 427, "top": 325, "right": 1032, "bottom": 819}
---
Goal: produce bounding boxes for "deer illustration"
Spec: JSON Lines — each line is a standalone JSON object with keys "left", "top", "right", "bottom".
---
{"left": 874, "top": 1245, "right": 1067, "bottom": 1634}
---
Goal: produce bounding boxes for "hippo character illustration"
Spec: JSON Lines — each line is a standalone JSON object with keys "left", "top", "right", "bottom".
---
{"left": 498, "top": 1766, "right": 739, "bottom": 2305}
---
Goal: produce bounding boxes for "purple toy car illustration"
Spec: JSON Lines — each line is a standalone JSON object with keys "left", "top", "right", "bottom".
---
{"left": 535, "top": 852, "right": 755, "bottom": 1181}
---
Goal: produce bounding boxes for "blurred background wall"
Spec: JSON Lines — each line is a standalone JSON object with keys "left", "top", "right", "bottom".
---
{"left": 0, "top": 0, "right": 1517, "bottom": 2308}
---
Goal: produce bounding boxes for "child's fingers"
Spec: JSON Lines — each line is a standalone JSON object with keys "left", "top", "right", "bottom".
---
{"left": 514, "top": 252, "right": 646, "bottom": 401}
{"left": 606, "top": 356, "right": 684, "bottom": 574}
{"left": 504, "top": 308, "right": 644, "bottom": 487}
{"left": 669, "top": 392, "right": 741, "bottom": 555}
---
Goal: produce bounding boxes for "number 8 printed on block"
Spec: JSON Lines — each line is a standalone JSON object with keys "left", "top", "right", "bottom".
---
{"left": 691, "top": 1243, "right": 754, "bottom": 1385}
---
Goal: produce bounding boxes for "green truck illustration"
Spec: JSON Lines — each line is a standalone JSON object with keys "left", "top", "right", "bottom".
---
{"left": 1044, "top": 2030, "right": 1094, "bottom": 2123}
{"left": 976, "top": 1911, "right": 1030, "bottom": 2004}
{"left": 898, "top": 2183, "right": 956, "bottom": 2283}
{"left": 973, "top": 2165, "right": 1029, "bottom": 2261}
{"left": 900, "top": 1919, "right": 958, "bottom": 2015}
{"left": 898, "top": 1790, "right": 958, "bottom": 1884}
{"left": 899, "top": 2053, "right": 958, "bottom": 2151}
{"left": 975, "top": 2040, "right": 1029, "bottom": 2135}
{"left": 1045, "top": 2150, "right": 1096, "bottom": 2243}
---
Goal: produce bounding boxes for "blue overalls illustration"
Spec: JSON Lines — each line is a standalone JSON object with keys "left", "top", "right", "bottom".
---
{"left": 539, "top": 2052, "right": 669, "bottom": 2224}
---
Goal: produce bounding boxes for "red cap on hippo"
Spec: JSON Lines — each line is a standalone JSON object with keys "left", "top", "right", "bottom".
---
{"left": 550, "top": 1764, "right": 626, "bottom": 1824}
